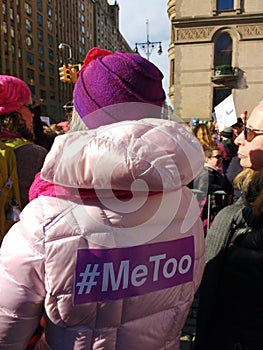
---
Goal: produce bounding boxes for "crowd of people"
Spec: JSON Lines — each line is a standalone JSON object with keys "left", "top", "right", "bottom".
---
{"left": 188, "top": 115, "right": 246, "bottom": 234}
{"left": 0, "top": 47, "right": 263, "bottom": 350}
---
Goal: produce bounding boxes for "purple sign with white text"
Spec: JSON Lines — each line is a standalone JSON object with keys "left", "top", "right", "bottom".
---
{"left": 74, "top": 236, "right": 194, "bottom": 304}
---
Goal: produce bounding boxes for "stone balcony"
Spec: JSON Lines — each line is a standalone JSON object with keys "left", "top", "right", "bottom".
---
{"left": 211, "top": 65, "right": 239, "bottom": 84}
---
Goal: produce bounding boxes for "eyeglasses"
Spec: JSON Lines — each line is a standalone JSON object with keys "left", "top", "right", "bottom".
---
{"left": 243, "top": 125, "right": 263, "bottom": 141}
{"left": 63, "top": 101, "right": 73, "bottom": 112}
{"left": 23, "top": 103, "right": 34, "bottom": 112}
{"left": 211, "top": 154, "right": 223, "bottom": 159}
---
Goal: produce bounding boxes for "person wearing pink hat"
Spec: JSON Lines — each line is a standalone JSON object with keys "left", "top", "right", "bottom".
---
{"left": 0, "top": 50, "right": 205, "bottom": 350}
{"left": 0, "top": 75, "right": 48, "bottom": 211}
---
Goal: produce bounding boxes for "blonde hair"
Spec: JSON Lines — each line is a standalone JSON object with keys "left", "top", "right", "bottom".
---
{"left": 233, "top": 168, "right": 255, "bottom": 192}
{"left": 233, "top": 168, "right": 263, "bottom": 214}
{"left": 193, "top": 123, "right": 215, "bottom": 149}
{"left": 69, "top": 108, "right": 88, "bottom": 132}
{"left": 251, "top": 170, "right": 263, "bottom": 215}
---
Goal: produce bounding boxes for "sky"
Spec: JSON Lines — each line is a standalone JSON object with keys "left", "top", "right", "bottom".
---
{"left": 108, "top": 0, "right": 171, "bottom": 104}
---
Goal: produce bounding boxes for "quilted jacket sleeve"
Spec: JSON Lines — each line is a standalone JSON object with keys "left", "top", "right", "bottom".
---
{"left": 204, "top": 202, "right": 244, "bottom": 263}
{"left": 0, "top": 199, "right": 46, "bottom": 349}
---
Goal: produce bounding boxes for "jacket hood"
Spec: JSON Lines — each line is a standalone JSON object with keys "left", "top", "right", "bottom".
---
{"left": 41, "top": 118, "right": 205, "bottom": 192}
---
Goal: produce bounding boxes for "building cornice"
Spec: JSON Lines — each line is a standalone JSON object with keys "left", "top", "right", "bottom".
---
{"left": 172, "top": 14, "right": 263, "bottom": 28}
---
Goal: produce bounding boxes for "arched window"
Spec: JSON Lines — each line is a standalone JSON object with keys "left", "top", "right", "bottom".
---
{"left": 214, "top": 33, "right": 232, "bottom": 67}
{"left": 212, "top": 32, "right": 234, "bottom": 109}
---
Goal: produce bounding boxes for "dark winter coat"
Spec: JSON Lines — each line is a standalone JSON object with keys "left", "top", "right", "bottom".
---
{"left": 192, "top": 165, "right": 233, "bottom": 234}
{"left": 218, "top": 139, "right": 238, "bottom": 174}
{"left": 226, "top": 156, "right": 243, "bottom": 202}
{"left": 195, "top": 201, "right": 263, "bottom": 350}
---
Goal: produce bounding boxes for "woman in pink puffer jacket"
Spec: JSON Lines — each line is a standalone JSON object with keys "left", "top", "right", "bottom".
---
{"left": 0, "top": 49, "right": 205, "bottom": 350}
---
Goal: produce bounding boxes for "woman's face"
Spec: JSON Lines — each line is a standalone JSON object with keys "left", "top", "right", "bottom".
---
{"left": 206, "top": 149, "right": 223, "bottom": 168}
{"left": 235, "top": 104, "right": 263, "bottom": 170}
{"left": 16, "top": 97, "right": 34, "bottom": 131}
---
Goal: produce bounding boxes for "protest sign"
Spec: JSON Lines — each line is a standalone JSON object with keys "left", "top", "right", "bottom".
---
{"left": 214, "top": 95, "right": 237, "bottom": 132}
{"left": 40, "top": 116, "right": 50, "bottom": 126}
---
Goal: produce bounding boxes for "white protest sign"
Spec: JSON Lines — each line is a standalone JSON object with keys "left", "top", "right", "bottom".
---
{"left": 214, "top": 95, "right": 237, "bottom": 132}
{"left": 40, "top": 116, "right": 50, "bottom": 126}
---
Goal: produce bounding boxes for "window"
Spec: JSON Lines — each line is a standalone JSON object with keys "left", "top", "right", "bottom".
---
{"left": 47, "top": 34, "right": 53, "bottom": 46}
{"left": 37, "top": 13, "right": 43, "bottom": 26}
{"left": 39, "top": 75, "right": 45, "bottom": 85}
{"left": 47, "top": 21, "right": 52, "bottom": 31}
{"left": 47, "top": 6, "right": 52, "bottom": 17}
{"left": 27, "top": 52, "right": 34, "bottom": 65}
{"left": 3, "top": 22, "right": 7, "bottom": 34}
{"left": 217, "top": 0, "right": 233, "bottom": 11}
{"left": 49, "top": 77, "right": 55, "bottom": 87}
{"left": 10, "top": 26, "right": 15, "bottom": 38}
{"left": 25, "top": 2, "right": 32, "bottom": 16}
{"left": 27, "top": 68, "right": 34, "bottom": 79}
{"left": 38, "top": 44, "right": 44, "bottom": 55}
{"left": 2, "top": 3, "right": 6, "bottom": 14}
{"left": 48, "top": 48, "right": 54, "bottom": 60}
{"left": 37, "top": 0, "right": 42, "bottom": 11}
{"left": 37, "top": 29, "right": 43, "bottom": 41}
{"left": 40, "top": 90, "right": 46, "bottom": 99}
{"left": 26, "top": 35, "right": 33, "bottom": 48}
{"left": 10, "top": 8, "right": 14, "bottom": 20}
{"left": 38, "top": 59, "right": 45, "bottom": 71}
{"left": 79, "top": 46, "right": 85, "bottom": 55}
{"left": 170, "top": 59, "right": 175, "bottom": 86}
{"left": 25, "top": 19, "right": 32, "bottom": 32}
{"left": 214, "top": 33, "right": 232, "bottom": 68}
{"left": 48, "top": 63, "right": 54, "bottom": 73}
{"left": 4, "top": 41, "right": 8, "bottom": 54}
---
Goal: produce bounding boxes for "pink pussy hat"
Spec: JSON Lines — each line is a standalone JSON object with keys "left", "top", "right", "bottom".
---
{"left": 0, "top": 75, "right": 32, "bottom": 115}
{"left": 73, "top": 47, "right": 166, "bottom": 129}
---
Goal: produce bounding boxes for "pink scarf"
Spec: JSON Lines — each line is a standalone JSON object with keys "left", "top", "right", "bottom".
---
{"left": 29, "top": 172, "right": 160, "bottom": 202}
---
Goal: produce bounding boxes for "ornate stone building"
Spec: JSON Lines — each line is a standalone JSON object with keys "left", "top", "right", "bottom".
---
{"left": 168, "top": 0, "right": 263, "bottom": 122}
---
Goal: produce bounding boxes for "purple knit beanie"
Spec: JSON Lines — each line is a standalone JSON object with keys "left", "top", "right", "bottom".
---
{"left": 73, "top": 48, "right": 166, "bottom": 129}
{"left": 0, "top": 75, "right": 32, "bottom": 115}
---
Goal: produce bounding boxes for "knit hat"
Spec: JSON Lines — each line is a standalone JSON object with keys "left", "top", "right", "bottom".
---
{"left": 0, "top": 75, "right": 32, "bottom": 115}
{"left": 231, "top": 117, "right": 243, "bottom": 128}
{"left": 73, "top": 48, "right": 166, "bottom": 129}
{"left": 221, "top": 127, "right": 233, "bottom": 139}
{"left": 190, "top": 118, "right": 200, "bottom": 127}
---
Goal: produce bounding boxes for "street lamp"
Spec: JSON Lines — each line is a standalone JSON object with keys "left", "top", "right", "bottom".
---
{"left": 134, "top": 19, "right": 163, "bottom": 61}
{"left": 58, "top": 42, "right": 72, "bottom": 64}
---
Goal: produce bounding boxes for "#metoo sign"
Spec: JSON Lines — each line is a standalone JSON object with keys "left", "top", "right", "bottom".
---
{"left": 74, "top": 237, "right": 195, "bottom": 304}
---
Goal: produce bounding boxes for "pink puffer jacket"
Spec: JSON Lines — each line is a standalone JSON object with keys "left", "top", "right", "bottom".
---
{"left": 0, "top": 119, "right": 205, "bottom": 350}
